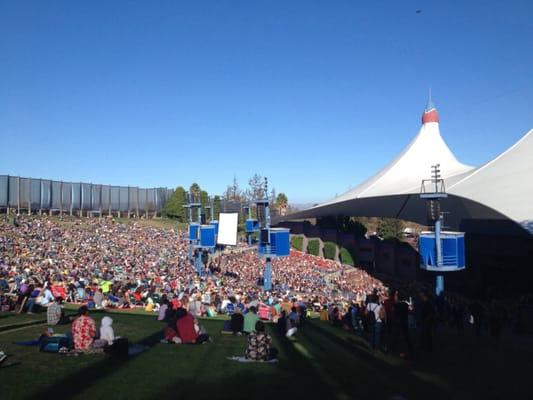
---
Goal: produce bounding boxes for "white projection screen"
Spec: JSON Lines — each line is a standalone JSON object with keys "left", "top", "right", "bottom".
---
{"left": 217, "top": 212, "right": 238, "bottom": 246}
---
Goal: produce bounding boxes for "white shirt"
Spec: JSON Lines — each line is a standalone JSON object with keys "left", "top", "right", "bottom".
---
{"left": 40, "top": 288, "right": 55, "bottom": 305}
{"left": 366, "top": 302, "right": 383, "bottom": 323}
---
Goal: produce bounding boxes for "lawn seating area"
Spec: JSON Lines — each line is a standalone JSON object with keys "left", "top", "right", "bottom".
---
{"left": 1, "top": 309, "right": 532, "bottom": 400}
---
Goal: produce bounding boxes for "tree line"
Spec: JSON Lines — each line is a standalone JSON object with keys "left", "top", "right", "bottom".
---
{"left": 162, "top": 174, "right": 289, "bottom": 222}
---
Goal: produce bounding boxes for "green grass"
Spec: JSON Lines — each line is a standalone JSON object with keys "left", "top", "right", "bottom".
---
{"left": 1, "top": 310, "right": 532, "bottom": 400}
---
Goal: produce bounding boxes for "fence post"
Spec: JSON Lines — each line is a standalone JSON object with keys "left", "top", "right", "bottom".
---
{"left": 80, "top": 183, "right": 83, "bottom": 218}
{"left": 59, "top": 181, "right": 63, "bottom": 216}
{"left": 145, "top": 189, "right": 148, "bottom": 219}
{"left": 136, "top": 187, "right": 139, "bottom": 218}
{"left": 99, "top": 184, "right": 102, "bottom": 217}
{"left": 6, "top": 175, "right": 10, "bottom": 215}
{"left": 38, "top": 179, "right": 42, "bottom": 215}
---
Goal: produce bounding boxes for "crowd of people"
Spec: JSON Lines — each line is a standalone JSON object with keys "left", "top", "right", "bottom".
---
{"left": 0, "top": 215, "right": 514, "bottom": 359}
{"left": 0, "top": 215, "right": 387, "bottom": 317}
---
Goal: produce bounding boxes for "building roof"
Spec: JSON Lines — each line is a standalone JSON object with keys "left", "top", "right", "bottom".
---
{"left": 279, "top": 101, "right": 533, "bottom": 235}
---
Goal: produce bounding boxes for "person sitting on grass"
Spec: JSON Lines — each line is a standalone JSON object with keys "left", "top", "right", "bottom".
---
{"left": 245, "top": 321, "right": 278, "bottom": 361}
{"left": 176, "top": 307, "right": 210, "bottom": 344}
{"left": 93, "top": 289, "right": 104, "bottom": 309}
{"left": 47, "top": 297, "right": 67, "bottom": 326}
{"left": 319, "top": 305, "right": 329, "bottom": 321}
{"left": 243, "top": 306, "right": 259, "bottom": 334}
{"left": 100, "top": 316, "right": 115, "bottom": 345}
{"left": 230, "top": 307, "right": 244, "bottom": 335}
{"left": 158, "top": 298, "right": 169, "bottom": 321}
{"left": 277, "top": 310, "right": 287, "bottom": 337}
{"left": 71, "top": 305, "right": 96, "bottom": 351}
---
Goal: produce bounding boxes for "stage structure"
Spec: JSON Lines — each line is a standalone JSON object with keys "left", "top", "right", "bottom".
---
{"left": 206, "top": 198, "right": 219, "bottom": 237}
{"left": 244, "top": 205, "right": 259, "bottom": 245}
{"left": 254, "top": 178, "right": 290, "bottom": 291}
{"left": 184, "top": 193, "right": 217, "bottom": 275}
{"left": 419, "top": 164, "right": 466, "bottom": 295}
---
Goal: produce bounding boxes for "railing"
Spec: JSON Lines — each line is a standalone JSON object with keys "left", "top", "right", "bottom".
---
{"left": 0, "top": 174, "right": 172, "bottom": 215}
{"left": 258, "top": 244, "right": 277, "bottom": 256}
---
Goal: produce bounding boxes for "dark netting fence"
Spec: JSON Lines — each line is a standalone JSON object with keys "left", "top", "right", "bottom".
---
{"left": 0, "top": 175, "right": 173, "bottom": 215}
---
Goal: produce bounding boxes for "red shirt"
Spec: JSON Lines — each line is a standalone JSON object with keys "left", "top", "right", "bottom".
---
{"left": 72, "top": 315, "right": 96, "bottom": 350}
{"left": 52, "top": 285, "right": 66, "bottom": 299}
{"left": 176, "top": 313, "right": 198, "bottom": 344}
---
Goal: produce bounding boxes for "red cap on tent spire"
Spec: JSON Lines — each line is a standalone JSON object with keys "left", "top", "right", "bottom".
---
{"left": 421, "top": 91, "right": 439, "bottom": 124}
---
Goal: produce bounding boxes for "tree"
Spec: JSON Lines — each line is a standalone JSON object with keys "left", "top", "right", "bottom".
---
{"left": 344, "top": 217, "right": 368, "bottom": 238}
{"left": 317, "top": 216, "right": 367, "bottom": 237}
{"left": 275, "top": 193, "right": 289, "bottom": 216}
{"left": 213, "top": 195, "right": 221, "bottom": 220}
{"left": 339, "top": 247, "right": 355, "bottom": 266}
{"left": 223, "top": 175, "right": 242, "bottom": 202}
{"left": 291, "top": 236, "right": 304, "bottom": 251}
{"left": 200, "top": 190, "right": 209, "bottom": 220}
{"left": 162, "top": 186, "right": 187, "bottom": 221}
{"left": 246, "top": 173, "right": 266, "bottom": 201}
{"left": 307, "top": 239, "right": 320, "bottom": 256}
{"left": 189, "top": 183, "right": 201, "bottom": 203}
{"left": 270, "top": 187, "right": 276, "bottom": 203}
{"left": 323, "top": 241, "right": 337, "bottom": 260}
{"left": 377, "top": 218, "right": 405, "bottom": 241}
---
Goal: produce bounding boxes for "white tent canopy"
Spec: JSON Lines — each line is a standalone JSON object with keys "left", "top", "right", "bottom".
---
{"left": 280, "top": 101, "right": 533, "bottom": 236}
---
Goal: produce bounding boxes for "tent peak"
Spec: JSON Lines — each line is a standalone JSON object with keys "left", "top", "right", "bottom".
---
{"left": 422, "top": 91, "right": 439, "bottom": 124}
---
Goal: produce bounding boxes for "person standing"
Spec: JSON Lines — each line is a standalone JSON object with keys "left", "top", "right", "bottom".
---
{"left": 391, "top": 293, "right": 413, "bottom": 357}
{"left": 366, "top": 296, "right": 384, "bottom": 351}
{"left": 419, "top": 292, "right": 435, "bottom": 353}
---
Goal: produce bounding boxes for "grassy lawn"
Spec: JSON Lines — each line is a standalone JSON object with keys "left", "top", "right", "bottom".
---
{"left": 1, "top": 310, "right": 532, "bottom": 400}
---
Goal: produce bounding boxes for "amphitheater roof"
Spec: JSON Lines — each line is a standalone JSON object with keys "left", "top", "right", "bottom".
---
{"left": 279, "top": 101, "right": 533, "bottom": 236}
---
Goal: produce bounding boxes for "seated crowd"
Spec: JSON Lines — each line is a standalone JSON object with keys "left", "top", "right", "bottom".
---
{"left": 0, "top": 216, "right": 387, "bottom": 321}
{"left": 2, "top": 215, "right": 506, "bottom": 359}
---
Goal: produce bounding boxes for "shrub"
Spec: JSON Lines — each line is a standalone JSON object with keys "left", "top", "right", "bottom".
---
{"left": 307, "top": 239, "right": 320, "bottom": 256}
{"left": 339, "top": 247, "right": 355, "bottom": 266}
{"left": 323, "top": 241, "right": 337, "bottom": 260}
{"left": 291, "top": 236, "right": 304, "bottom": 251}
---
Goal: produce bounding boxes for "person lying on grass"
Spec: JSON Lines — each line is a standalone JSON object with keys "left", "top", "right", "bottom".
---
{"left": 245, "top": 321, "right": 278, "bottom": 361}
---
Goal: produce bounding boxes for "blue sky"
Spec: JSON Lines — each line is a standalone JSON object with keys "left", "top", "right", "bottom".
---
{"left": 1, "top": 1, "right": 532, "bottom": 204}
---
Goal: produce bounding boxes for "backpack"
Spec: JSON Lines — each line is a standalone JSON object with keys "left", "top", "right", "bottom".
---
{"left": 104, "top": 338, "right": 129, "bottom": 357}
{"left": 40, "top": 335, "right": 72, "bottom": 353}
{"left": 366, "top": 304, "right": 377, "bottom": 326}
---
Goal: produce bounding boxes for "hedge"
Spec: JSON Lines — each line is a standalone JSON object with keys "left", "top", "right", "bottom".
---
{"left": 307, "top": 239, "right": 320, "bottom": 256}
{"left": 339, "top": 247, "right": 355, "bottom": 266}
{"left": 323, "top": 241, "right": 337, "bottom": 260}
{"left": 291, "top": 236, "right": 304, "bottom": 251}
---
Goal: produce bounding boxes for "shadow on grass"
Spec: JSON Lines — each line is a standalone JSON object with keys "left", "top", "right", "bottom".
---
{"left": 24, "top": 327, "right": 163, "bottom": 400}
{"left": 23, "top": 317, "right": 452, "bottom": 400}
{"left": 150, "top": 324, "right": 333, "bottom": 400}
{"left": 302, "top": 321, "right": 451, "bottom": 399}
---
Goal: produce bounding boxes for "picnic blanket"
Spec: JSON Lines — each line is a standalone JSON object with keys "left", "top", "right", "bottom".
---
{"left": 226, "top": 356, "right": 278, "bottom": 363}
